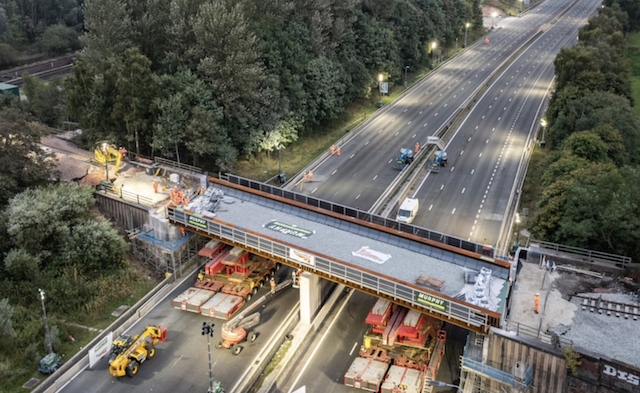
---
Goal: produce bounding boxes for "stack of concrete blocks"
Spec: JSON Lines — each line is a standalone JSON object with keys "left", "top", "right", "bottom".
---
{"left": 467, "top": 267, "right": 496, "bottom": 311}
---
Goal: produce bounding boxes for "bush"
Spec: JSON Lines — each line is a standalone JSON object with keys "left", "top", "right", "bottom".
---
{"left": 0, "top": 43, "right": 18, "bottom": 68}
{"left": 38, "top": 25, "right": 80, "bottom": 56}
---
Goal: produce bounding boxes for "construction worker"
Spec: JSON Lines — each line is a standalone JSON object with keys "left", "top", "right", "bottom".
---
{"left": 302, "top": 172, "right": 308, "bottom": 183}
{"left": 153, "top": 180, "right": 159, "bottom": 194}
{"left": 270, "top": 277, "right": 276, "bottom": 294}
{"left": 330, "top": 145, "right": 336, "bottom": 155}
{"left": 533, "top": 293, "right": 540, "bottom": 314}
{"left": 414, "top": 142, "right": 420, "bottom": 154}
{"left": 307, "top": 171, "right": 313, "bottom": 182}
{"left": 337, "top": 146, "right": 341, "bottom": 156}
{"left": 180, "top": 227, "right": 186, "bottom": 237}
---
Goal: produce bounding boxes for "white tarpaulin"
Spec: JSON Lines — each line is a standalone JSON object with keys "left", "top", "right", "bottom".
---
{"left": 89, "top": 331, "right": 113, "bottom": 369}
{"left": 352, "top": 246, "right": 391, "bottom": 264}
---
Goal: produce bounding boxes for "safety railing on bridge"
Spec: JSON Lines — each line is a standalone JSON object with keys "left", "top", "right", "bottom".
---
{"left": 98, "top": 182, "right": 154, "bottom": 206}
{"left": 168, "top": 206, "right": 501, "bottom": 332}
{"left": 155, "top": 156, "right": 202, "bottom": 174}
{"left": 529, "top": 239, "right": 631, "bottom": 266}
{"left": 220, "top": 174, "right": 495, "bottom": 258}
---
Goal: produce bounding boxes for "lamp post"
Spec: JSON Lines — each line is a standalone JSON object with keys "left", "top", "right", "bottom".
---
{"left": 101, "top": 142, "right": 109, "bottom": 183}
{"left": 201, "top": 322, "right": 221, "bottom": 393}
{"left": 277, "top": 144, "right": 286, "bottom": 184}
{"left": 515, "top": 212, "right": 521, "bottom": 246}
{"left": 404, "top": 66, "right": 409, "bottom": 87}
{"left": 38, "top": 289, "right": 53, "bottom": 354}
{"left": 519, "top": 0, "right": 523, "bottom": 15}
{"left": 377, "top": 73, "right": 384, "bottom": 107}
{"left": 540, "top": 118, "right": 547, "bottom": 148}
{"left": 464, "top": 22, "right": 470, "bottom": 48}
{"left": 492, "top": 12, "right": 498, "bottom": 29}
{"left": 431, "top": 42, "right": 437, "bottom": 69}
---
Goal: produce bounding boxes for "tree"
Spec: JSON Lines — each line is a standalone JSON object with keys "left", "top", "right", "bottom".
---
{"left": 2, "top": 184, "right": 129, "bottom": 311}
{"left": 0, "top": 298, "right": 15, "bottom": 339}
{"left": 193, "top": 0, "right": 267, "bottom": 152}
{"left": 21, "top": 74, "right": 66, "bottom": 127}
{"left": 0, "top": 108, "right": 52, "bottom": 207}
{"left": 111, "top": 48, "right": 156, "bottom": 155}
{"left": 81, "top": 0, "right": 133, "bottom": 64}
{"left": 38, "top": 24, "right": 80, "bottom": 55}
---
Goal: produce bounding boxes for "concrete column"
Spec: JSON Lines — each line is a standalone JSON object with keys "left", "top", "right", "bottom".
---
{"left": 299, "top": 272, "right": 321, "bottom": 325}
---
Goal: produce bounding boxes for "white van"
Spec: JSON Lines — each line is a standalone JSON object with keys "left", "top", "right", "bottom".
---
{"left": 396, "top": 197, "right": 419, "bottom": 224}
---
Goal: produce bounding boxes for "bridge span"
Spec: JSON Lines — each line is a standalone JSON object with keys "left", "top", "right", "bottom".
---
{"left": 168, "top": 175, "right": 513, "bottom": 334}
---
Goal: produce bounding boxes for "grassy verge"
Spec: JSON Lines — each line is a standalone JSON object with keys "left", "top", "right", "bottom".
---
{"left": 3, "top": 264, "right": 159, "bottom": 393}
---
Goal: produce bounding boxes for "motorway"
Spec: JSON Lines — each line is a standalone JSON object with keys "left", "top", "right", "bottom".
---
{"left": 413, "top": 0, "right": 601, "bottom": 245}
{"left": 277, "top": 0, "right": 602, "bottom": 392}
{"left": 296, "top": 0, "right": 572, "bottom": 216}
{"left": 60, "top": 268, "right": 300, "bottom": 393}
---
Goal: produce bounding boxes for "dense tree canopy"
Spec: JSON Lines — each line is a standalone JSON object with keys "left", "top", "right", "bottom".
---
{"left": 530, "top": 2, "right": 640, "bottom": 261}
{"left": 66, "top": 0, "right": 482, "bottom": 170}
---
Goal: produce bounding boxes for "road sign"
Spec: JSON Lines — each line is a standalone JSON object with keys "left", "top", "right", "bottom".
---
{"left": 379, "top": 82, "right": 388, "bottom": 94}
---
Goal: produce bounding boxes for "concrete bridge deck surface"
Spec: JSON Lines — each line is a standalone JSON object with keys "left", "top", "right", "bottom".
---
{"left": 182, "top": 181, "right": 509, "bottom": 317}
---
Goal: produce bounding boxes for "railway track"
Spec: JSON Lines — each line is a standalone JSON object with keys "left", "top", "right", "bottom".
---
{"left": 0, "top": 55, "right": 75, "bottom": 87}
{"left": 576, "top": 294, "right": 640, "bottom": 320}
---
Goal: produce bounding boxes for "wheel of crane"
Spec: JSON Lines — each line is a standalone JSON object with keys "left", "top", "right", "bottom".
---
{"left": 276, "top": 263, "right": 282, "bottom": 270}
{"left": 147, "top": 346, "right": 155, "bottom": 359}
{"left": 270, "top": 268, "right": 276, "bottom": 276}
{"left": 232, "top": 345, "right": 243, "bottom": 355}
{"left": 258, "top": 279, "right": 264, "bottom": 288}
{"left": 126, "top": 360, "right": 139, "bottom": 377}
{"left": 249, "top": 332, "right": 258, "bottom": 343}
{"left": 215, "top": 340, "right": 224, "bottom": 349}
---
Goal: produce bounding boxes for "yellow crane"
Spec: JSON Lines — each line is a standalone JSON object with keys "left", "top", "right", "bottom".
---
{"left": 94, "top": 141, "right": 127, "bottom": 180}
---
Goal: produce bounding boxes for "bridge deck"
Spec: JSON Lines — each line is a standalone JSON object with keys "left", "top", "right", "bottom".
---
{"left": 168, "top": 179, "right": 511, "bottom": 332}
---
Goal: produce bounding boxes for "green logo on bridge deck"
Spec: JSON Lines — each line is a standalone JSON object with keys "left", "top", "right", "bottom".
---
{"left": 265, "top": 220, "right": 314, "bottom": 239}
{"left": 188, "top": 215, "right": 208, "bottom": 229}
{"left": 416, "top": 292, "right": 448, "bottom": 312}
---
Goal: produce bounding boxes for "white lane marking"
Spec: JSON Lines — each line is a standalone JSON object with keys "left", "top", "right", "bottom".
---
{"left": 451, "top": 208, "right": 456, "bottom": 214}
{"left": 349, "top": 342, "right": 359, "bottom": 356}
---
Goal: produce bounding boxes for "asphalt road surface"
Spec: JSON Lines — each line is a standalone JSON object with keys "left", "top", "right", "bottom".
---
{"left": 59, "top": 268, "right": 299, "bottom": 393}
{"left": 413, "top": 0, "right": 601, "bottom": 245}
{"left": 296, "top": 0, "right": 573, "bottom": 213}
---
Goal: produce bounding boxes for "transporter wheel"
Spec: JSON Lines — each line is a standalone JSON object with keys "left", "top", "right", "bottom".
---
{"left": 232, "top": 345, "right": 243, "bottom": 355}
{"left": 246, "top": 293, "right": 252, "bottom": 301}
{"left": 126, "top": 360, "right": 139, "bottom": 377}
{"left": 251, "top": 287, "right": 258, "bottom": 295}
{"left": 249, "top": 332, "right": 258, "bottom": 343}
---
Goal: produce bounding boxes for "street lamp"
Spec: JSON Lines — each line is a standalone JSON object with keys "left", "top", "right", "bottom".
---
{"left": 428, "top": 380, "right": 461, "bottom": 391}
{"left": 277, "top": 144, "right": 286, "bottom": 184}
{"left": 515, "top": 212, "right": 522, "bottom": 246}
{"left": 464, "top": 23, "right": 470, "bottom": 48}
{"left": 519, "top": 0, "right": 523, "bottom": 15}
{"left": 431, "top": 42, "right": 437, "bottom": 69}
{"left": 540, "top": 118, "right": 547, "bottom": 148}
{"left": 492, "top": 12, "right": 498, "bottom": 29}
{"left": 377, "top": 73, "right": 384, "bottom": 107}
{"left": 201, "top": 322, "right": 224, "bottom": 393}
{"left": 39, "top": 289, "right": 53, "bottom": 354}
{"left": 101, "top": 142, "right": 109, "bottom": 183}
{"left": 404, "top": 66, "right": 409, "bottom": 87}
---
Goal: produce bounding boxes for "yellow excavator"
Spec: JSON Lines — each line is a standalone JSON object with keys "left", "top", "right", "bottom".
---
{"left": 94, "top": 141, "right": 127, "bottom": 180}
{"left": 109, "top": 325, "right": 167, "bottom": 377}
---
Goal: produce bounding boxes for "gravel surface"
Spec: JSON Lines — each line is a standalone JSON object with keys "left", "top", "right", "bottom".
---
{"left": 555, "top": 293, "right": 640, "bottom": 368}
